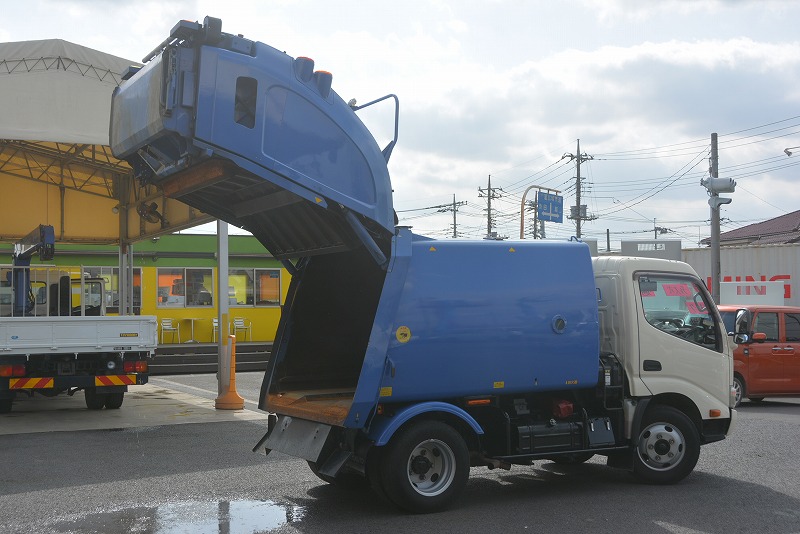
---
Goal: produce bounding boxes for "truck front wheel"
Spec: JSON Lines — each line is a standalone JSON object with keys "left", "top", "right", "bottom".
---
{"left": 633, "top": 405, "right": 700, "bottom": 484}
{"left": 733, "top": 376, "right": 744, "bottom": 407}
{"left": 380, "top": 420, "right": 469, "bottom": 513}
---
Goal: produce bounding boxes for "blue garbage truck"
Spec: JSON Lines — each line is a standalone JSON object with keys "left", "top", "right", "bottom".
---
{"left": 110, "top": 17, "right": 738, "bottom": 513}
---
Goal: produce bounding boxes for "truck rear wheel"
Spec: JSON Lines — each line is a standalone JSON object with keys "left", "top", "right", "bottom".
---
{"left": 105, "top": 392, "right": 124, "bottom": 409}
{"left": 84, "top": 388, "right": 107, "bottom": 410}
{"left": 633, "top": 405, "right": 699, "bottom": 484}
{"left": 0, "top": 398, "right": 12, "bottom": 414}
{"left": 380, "top": 420, "right": 469, "bottom": 513}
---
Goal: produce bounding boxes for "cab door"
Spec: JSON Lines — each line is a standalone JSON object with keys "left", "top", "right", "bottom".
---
{"left": 781, "top": 312, "right": 800, "bottom": 391}
{"left": 746, "top": 311, "right": 785, "bottom": 394}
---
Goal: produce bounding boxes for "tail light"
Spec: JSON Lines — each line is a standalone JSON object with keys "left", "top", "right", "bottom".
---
{"left": 0, "top": 364, "right": 26, "bottom": 377}
{"left": 123, "top": 360, "right": 148, "bottom": 373}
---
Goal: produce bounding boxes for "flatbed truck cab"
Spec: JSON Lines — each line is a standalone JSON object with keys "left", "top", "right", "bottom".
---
{"left": 110, "top": 16, "right": 736, "bottom": 513}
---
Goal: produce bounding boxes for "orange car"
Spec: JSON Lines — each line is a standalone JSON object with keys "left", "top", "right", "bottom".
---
{"left": 718, "top": 305, "right": 800, "bottom": 407}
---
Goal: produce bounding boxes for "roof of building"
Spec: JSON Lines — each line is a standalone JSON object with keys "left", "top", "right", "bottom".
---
{"left": 0, "top": 38, "right": 135, "bottom": 145}
{"left": 701, "top": 209, "right": 800, "bottom": 246}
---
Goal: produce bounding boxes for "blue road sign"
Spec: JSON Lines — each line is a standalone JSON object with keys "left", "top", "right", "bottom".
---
{"left": 537, "top": 193, "right": 563, "bottom": 223}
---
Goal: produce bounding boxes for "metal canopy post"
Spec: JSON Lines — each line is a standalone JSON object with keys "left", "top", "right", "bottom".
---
{"left": 216, "top": 220, "right": 231, "bottom": 400}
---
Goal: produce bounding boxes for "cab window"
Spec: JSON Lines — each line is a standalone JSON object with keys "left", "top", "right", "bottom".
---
{"left": 785, "top": 313, "right": 800, "bottom": 342}
{"left": 753, "top": 312, "right": 778, "bottom": 342}
{"left": 638, "top": 274, "right": 721, "bottom": 352}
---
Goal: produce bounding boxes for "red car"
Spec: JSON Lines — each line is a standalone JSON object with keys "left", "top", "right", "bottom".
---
{"left": 718, "top": 305, "right": 800, "bottom": 407}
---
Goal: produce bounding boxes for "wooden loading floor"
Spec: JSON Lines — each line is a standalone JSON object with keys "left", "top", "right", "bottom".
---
{"left": 267, "top": 389, "right": 355, "bottom": 426}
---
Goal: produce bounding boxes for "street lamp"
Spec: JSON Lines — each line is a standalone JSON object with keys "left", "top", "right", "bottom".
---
{"left": 784, "top": 146, "right": 800, "bottom": 156}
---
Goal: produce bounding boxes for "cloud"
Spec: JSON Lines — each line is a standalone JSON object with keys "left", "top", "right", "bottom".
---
{"left": 3, "top": 0, "right": 800, "bottom": 245}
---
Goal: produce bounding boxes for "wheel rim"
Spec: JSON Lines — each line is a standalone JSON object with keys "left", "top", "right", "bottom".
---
{"left": 637, "top": 422, "right": 686, "bottom": 471}
{"left": 406, "top": 438, "right": 456, "bottom": 497}
{"left": 733, "top": 379, "right": 743, "bottom": 406}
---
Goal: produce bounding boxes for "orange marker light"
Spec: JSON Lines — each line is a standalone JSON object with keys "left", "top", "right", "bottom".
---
{"left": 709, "top": 409, "right": 721, "bottom": 417}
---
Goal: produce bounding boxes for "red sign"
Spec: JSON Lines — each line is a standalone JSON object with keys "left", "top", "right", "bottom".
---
{"left": 663, "top": 283, "right": 692, "bottom": 297}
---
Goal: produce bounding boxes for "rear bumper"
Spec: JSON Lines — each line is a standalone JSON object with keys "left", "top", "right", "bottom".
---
{"left": 2, "top": 373, "right": 148, "bottom": 392}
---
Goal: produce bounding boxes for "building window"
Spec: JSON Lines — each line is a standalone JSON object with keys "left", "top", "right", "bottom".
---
{"left": 256, "top": 269, "right": 281, "bottom": 306}
{"left": 228, "top": 269, "right": 254, "bottom": 305}
{"left": 157, "top": 268, "right": 213, "bottom": 308}
{"left": 228, "top": 268, "right": 280, "bottom": 307}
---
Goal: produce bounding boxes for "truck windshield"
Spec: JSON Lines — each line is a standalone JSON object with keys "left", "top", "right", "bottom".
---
{"left": 638, "top": 275, "right": 720, "bottom": 351}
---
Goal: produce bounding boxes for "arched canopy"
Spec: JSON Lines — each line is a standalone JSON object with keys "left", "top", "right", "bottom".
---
{"left": 0, "top": 39, "right": 212, "bottom": 245}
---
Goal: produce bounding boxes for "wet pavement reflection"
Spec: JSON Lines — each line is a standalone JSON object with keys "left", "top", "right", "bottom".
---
{"left": 51, "top": 499, "right": 305, "bottom": 533}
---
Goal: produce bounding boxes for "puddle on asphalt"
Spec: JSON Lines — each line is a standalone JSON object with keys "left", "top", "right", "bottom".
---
{"left": 51, "top": 499, "right": 305, "bottom": 533}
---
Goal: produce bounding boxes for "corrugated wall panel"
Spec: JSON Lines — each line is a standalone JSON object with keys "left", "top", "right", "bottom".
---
{"left": 682, "top": 244, "right": 800, "bottom": 306}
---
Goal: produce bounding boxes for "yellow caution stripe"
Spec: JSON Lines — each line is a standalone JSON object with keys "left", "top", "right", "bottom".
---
{"left": 95, "top": 375, "right": 136, "bottom": 387}
{"left": 10, "top": 377, "right": 54, "bottom": 389}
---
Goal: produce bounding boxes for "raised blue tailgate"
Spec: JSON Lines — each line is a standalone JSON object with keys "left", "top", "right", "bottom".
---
{"left": 110, "top": 18, "right": 394, "bottom": 259}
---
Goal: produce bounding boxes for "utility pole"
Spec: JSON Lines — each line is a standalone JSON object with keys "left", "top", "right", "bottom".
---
{"left": 701, "top": 132, "right": 736, "bottom": 303}
{"left": 653, "top": 219, "right": 668, "bottom": 239}
{"left": 478, "top": 175, "right": 502, "bottom": 239}
{"left": 437, "top": 195, "right": 467, "bottom": 238}
{"left": 563, "top": 139, "right": 595, "bottom": 238}
{"left": 452, "top": 195, "right": 458, "bottom": 238}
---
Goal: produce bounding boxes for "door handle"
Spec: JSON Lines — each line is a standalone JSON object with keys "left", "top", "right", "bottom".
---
{"left": 643, "top": 360, "right": 662, "bottom": 371}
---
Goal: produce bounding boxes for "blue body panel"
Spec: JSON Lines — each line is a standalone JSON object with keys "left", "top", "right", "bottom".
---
{"left": 373, "top": 233, "right": 600, "bottom": 404}
{"left": 191, "top": 43, "right": 393, "bottom": 230}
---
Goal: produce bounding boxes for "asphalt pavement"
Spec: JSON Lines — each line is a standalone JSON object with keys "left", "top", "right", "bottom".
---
{"left": 0, "top": 375, "right": 268, "bottom": 436}
{"left": 2, "top": 375, "right": 800, "bottom": 533}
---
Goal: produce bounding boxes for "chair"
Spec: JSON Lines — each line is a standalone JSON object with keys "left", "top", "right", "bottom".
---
{"left": 212, "top": 317, "right": 219, "bottom": 342}
{"left": 160, "top": 318, "right": 181, "bottom": 343}
{"left": 231, "top": 317, "right": 252, "bottom": 341}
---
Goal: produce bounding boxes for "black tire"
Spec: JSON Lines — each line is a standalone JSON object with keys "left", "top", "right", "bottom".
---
{"left": 551, "top": 452, "right": 595, "bottom": 465}
{"left": 0, "top": 398, "right": 12, "bottom": 414}
{"left": 633, "top": 405, "right": 700, "bottom": 484}
{"left": 307, "top": 460, "right": 367, "bottom": 490}
{"left": 379, "top": 420, "right": 470, "bottom": 513}
{"left": 733, "top": 376, "right": 744, "bottom": 408}
{"left": 84, "top": 388, "right": 107, "bottom": 410}
{"left": 105, "top": 392, "right": 124, "bottom": 410}
{"left": 749, "top": 397, "right": 765, "bottom": 403}
{"left": 366, "top": 446, "right": 390, "bottom": 503}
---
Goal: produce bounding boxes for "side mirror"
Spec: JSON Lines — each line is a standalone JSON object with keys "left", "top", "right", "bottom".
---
{"left": 752, "top": 332, "right": 767, "bottom": 343}
{"left": 733, "top": 333, "right": 749, "bottom": 345}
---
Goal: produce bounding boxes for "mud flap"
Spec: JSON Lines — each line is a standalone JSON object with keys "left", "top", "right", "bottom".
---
{"left": 318, "top": 449, "right": 353, "bottom": 478}
{"left": 255, "top": 415, "right": 333, "bottom": 463}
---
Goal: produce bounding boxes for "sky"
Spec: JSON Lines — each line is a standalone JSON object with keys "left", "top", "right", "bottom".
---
{"left": 3, "top": 0, "right": 800, "bottom": 250}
